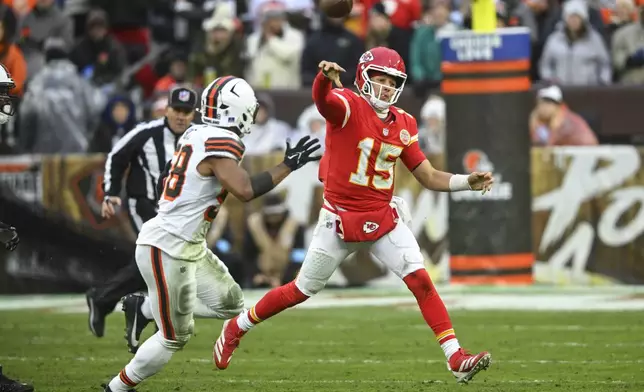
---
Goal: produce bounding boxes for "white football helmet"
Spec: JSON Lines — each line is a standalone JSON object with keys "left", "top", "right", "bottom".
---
{"left": 0, "top": 64, "right": 16, "bottom": 125}
{"left": 200, "top": 76, "right": 259, "bottom": 136}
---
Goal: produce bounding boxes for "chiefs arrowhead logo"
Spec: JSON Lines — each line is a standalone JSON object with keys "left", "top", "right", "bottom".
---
{"left": 363, "top": 221, "right": 379, "bottom": 234}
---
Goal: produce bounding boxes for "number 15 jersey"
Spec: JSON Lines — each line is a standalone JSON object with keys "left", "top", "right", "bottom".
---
{"left": 136, "top": 124, "right": 244, "bottom": 261}
{"left": 313, "top": 72, "right": 427, "bottom": 213}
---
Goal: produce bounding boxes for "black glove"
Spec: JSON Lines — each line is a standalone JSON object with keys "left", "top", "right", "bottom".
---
{"left": 283, "top": 135, "right": 322, "bottom": 171}
{"left": 0, "top": 221, "right": 19, "bottom": 251}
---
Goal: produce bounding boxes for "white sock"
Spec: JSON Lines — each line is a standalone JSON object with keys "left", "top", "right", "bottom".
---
{"left": 108, "top": 331, "right": 175, "bottom": 390}
{"left": 141, "top": 296, "right": 153, "bottom": 320}
{"left": 236, "top": 309, "right": 255, "bottom": 331}
{"left": 441, "top": 338, "right": 461, "bottom": 361}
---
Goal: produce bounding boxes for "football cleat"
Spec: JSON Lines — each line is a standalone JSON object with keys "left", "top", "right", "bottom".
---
{"left": 0, "top": 365, "right": 34, "bottom": 392}
{"left": 122, "top": 293, "right": 152, "bottom": 354}
{"left": 213, "top": 318, "right": 246, "bottom": 370}
{"left": 101, "top": 383, "right": 136, "bottom": 392}
{"left": 447, "top": 349, "right": 492, "bottom": 384}
{"left": 86, "top": 288, "right": 106, "bottom": 338}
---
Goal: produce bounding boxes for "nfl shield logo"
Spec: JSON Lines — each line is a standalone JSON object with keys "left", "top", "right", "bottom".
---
{"left": 179, "top": 91, "right": 190, "bottom": 102}
{"left": 383, "top": 128, "right": 389, "bottom": 136}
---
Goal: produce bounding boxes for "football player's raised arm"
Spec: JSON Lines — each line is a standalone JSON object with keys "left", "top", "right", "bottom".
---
{"left": 312, "top": 71, "right": 349, "bottom": 127}
{"left": 205, "top": 158, "right": 291, "bottom": 202}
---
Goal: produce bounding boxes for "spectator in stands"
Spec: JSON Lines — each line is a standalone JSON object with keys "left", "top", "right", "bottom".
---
{"left": 90, "top": 0, "right": 156, "bottom": 97}
{"left": 611, "top": 2, "right": 644, "bottom": 84}
{"left": 69, "top": 9, "right": 127, "bottom": 88}
{"left": 410, "top": 3, "right": 457, "bottom": 97}
{"left": 539, "top": 0, "right": 611, "bottom": 85}
{"left": 0, "top": 6, "right": 25, "bottom": 97}
{"left": 245, "top": 1, "right": 304, "bottom": 89}
{"left": 65, "top": 0, "right": 92, "bottom": 38}
{"left": 365, "top": 2, "right": 410, "bottom": 68}
{"left": 360, "top": 0, "right": 422, "bottom": 36}
{"left": 89, "top": 94, "right": 136, "bottom": 153}
{"left": 172, "top": 0, "right": 218, "bottom": 49}
{"left": 89, "top": 0, "right": 150, "bottom": 64}
{"left": 188, "top": 4, "right": 244, "bottom": 88}
{"left": 19, "top": 0, "right": 73, "bottom": 79}
{"left": 294, "top": 103, "right": 326, "bottom": 154}
{"left": 418, "top": 95, "right": 445, "bottom": 155}
{"left": 5, "top": 0, "right": 34, "bottom": 18}
{"left": 529, "top": 85, "right": 598, "bottom": 146}
{"left": 243, "top": 93, "right": 291, "bottom": 155}
{"left": 153, "top": 50, "right": 189, "bottom": 96}
{"left": 149, "top": 95, "right": 167, "bottom": 120}
{"left": 606, "top": 0, "right": 637, "bottom": 40}
{"left": 18, "top": 37, "right": 105, "bottom": 153}
{"left": 300, "top": 15, "right": 363, "bottom": 87}
{"left": 249, "top": 0, "right": 315, "bottom": 32}
{"left": 512, "top": 0, "right": 561, "bottom": 81}
{"left": 243, "top": 192, "right": 306, "bottom": 288}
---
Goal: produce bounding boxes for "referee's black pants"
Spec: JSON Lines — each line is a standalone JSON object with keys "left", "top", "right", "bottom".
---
{"left": 91, "top": 198, "right": 157, "bottom": 313}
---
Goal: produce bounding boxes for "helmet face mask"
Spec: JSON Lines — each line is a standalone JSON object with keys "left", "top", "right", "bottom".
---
{"left": 200, "top": 76, "right": 259, "bottom": 137}
{"left": 354, "top": 47, "right": 407, "bottom": 111}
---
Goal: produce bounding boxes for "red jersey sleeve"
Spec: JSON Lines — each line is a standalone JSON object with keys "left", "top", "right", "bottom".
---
{"left": 399, "top": 114, "right": 427, "bottom": 172}
{"left": 312, "top": 71, "right": 351, "bottom": 128}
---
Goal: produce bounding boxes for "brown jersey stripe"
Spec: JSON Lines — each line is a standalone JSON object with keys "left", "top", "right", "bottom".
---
{"left": 205, "top": 142, "right": 245, "bottom": 156}
{"left": 150, "top": 247, "right": 176, "bottom": 341}
{"left": 205, "top": 145, "right": 243, "bottom": 160}
{"left": 205, "top": 137, "right": 244, "bottom": 153}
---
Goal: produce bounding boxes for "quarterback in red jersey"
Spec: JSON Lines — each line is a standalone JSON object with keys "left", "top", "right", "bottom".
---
{"left": 214, "top": 47, "right": 494, "bottom": 383}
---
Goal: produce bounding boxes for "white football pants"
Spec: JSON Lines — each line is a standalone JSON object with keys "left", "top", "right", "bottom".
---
{"left": 136, "top": 245, "right": 244, "bottom": 350}
{"left": 294, "top": 204, "right": 425, "bottom": 297}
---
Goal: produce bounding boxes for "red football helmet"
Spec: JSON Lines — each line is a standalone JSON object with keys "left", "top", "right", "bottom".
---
{"left": 354, "top": 47, "right": 407, "bottom": 111}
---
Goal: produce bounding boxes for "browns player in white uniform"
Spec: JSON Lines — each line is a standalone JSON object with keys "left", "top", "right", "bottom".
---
{"left": 103, "top": 76, "right": 321, "bottom": 392}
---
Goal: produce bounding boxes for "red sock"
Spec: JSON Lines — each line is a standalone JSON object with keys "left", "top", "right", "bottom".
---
{"left": 403, "top": 269, "right": 456, "bottom": 344}
{"left": 247, "top": 281, "right": 309, "bottom": 324}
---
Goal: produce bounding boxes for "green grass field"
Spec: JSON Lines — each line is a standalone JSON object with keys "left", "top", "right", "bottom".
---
{"left": 1, "top": 305, "right": 644, "bottom": 391}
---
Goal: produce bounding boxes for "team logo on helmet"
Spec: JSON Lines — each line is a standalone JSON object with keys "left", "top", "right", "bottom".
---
{"left": 462, "top": 150, "right": 494, "bottom": 173}
{"left": 359, "top": 51, "right": 374, "bottom": 64}
{"left": 399, "top": 129, "right": 411, "bottom": 145}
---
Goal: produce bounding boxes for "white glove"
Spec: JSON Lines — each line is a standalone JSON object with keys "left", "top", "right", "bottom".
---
{"left": 390, "top": 196, "right": 412, "bottom": 228}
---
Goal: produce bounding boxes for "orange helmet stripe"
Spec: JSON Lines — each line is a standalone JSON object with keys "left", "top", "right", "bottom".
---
{"left": 206, "top": 76, "right": 235, "bottom": 119}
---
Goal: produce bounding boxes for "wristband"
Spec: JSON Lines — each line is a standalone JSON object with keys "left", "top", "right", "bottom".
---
{"left": 449, "top": 174, "right": 471, "bottom": 191}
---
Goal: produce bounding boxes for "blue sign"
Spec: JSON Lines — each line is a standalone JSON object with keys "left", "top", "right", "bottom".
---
{"left": 440, "top": 27, "right": 531, "bottom": 63}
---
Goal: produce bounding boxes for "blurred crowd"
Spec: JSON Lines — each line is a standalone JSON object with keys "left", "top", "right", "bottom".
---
{"left": 0, "top": 0, "right": 634, "bottom": 153}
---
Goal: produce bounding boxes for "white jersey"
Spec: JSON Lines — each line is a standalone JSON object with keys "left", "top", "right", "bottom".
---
{"left": 137, "top": 124, "right": 245, "bottom": 261}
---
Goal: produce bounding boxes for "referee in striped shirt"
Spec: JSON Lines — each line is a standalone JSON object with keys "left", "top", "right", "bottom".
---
{"left": 86, "top": 87, "right": 197, "bottom": 338}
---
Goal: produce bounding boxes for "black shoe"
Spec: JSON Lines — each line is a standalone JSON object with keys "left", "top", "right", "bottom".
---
{"left": 0, "top": 366, "right": 34, "bottom": 392}
{"left": 122, "top": 293, "right": 152, "bottom": 354}
{"left": 101, "top": 383, "right": 136, "bottom": 392}
{"left": 86, "top": 288, "right": 106, "bottom": 338}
